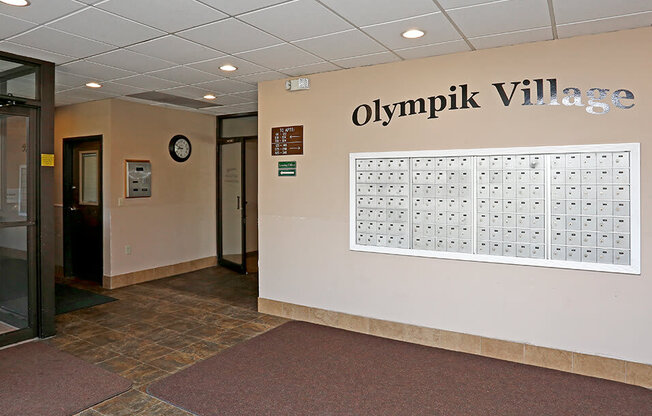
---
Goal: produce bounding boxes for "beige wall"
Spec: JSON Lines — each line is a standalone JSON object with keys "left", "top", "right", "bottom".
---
{"left": 258, "top": 27, "right": 652, "bottom": 364}
{"left": 54, "top": 100, "right": 112, "bottom": 273}
{"left": 55, "top": 99, "right": 217, "bottom": 277}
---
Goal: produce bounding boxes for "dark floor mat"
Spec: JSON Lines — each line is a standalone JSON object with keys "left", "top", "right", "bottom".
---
{"left": 149, "top": 321, "right": 652, "bottom": 416}
{"left": 0, "top": 341, "right": 131, "bottom": 416}
{"left": 55, "top": 283, "right": 116, "bottom": 315}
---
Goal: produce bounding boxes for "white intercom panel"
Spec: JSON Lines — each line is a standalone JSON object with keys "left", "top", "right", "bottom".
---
{"left": 350, "top": 143, "right": 640, "bottom": 274}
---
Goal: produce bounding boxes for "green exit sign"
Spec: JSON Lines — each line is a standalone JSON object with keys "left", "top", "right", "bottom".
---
{"left": 278, "top": 161, "right": 296, "bottom": 177}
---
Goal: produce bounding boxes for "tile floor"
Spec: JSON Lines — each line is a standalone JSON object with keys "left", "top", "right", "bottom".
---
{"left": 43, "top": 266, "right": 288, "bottom": 416}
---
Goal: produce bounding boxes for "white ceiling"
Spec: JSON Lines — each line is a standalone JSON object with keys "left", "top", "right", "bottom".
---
{"left": 0, "top": 0, "right": 650, "bottom": 116}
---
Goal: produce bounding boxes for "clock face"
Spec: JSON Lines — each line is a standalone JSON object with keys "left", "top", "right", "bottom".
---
{"left": 169, "top": 135, "right": 191, "bottom": 162}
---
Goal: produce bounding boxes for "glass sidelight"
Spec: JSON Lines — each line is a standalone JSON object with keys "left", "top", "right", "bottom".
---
{"left": 219, "top": 140, "right": 244, "bottom": 271}
{"left": 0, "top": 108, "right": 37, "bottom": 342}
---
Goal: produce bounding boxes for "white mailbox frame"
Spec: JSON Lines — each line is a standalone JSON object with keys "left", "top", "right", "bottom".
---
{"left": 349, "top": 143, "right": 641, "bottom": 275}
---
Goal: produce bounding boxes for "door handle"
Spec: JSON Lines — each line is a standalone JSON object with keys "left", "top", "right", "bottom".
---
{"left": 237, "top": 196, "right": 240, "bottom": 210}
{"left": 68, "top": 206, "right": 78, "bottom": 212}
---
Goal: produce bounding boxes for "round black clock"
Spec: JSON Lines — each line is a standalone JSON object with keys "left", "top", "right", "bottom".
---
{"left": 169, "top": 135, "right": 191, "bottom": 162}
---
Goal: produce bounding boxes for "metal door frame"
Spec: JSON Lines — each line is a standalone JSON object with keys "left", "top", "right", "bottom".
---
{"left": 0, "top": 106, "right": 39, "bottom": 346}
{"left": 0, "top": 50, "right": 55, "bottom": 346}
{"left": 217, "top": 112, "right": 258, "bottom": 274}
{"left": 217, "top": 137, "right": 257, "bottom": 273}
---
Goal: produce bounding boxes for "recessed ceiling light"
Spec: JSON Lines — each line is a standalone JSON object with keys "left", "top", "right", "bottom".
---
{"left": 402, "top": 29, "right": 425, "bottom": 39}
{"left": 85, "top": 82, "right": 102, "bottom": 88}
{"left": 219, "top": 64, "right": 237, "bottom": 72}
{"left": 0, "top": 0, "right": 30, "bottom": 6}
{"left": 203, "top": 94, "right": 216, "bottom": 100}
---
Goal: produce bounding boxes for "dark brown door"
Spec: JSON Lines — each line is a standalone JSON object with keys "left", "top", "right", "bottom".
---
{"left": 63, "top": 137, "right": 102, "bottom": 282}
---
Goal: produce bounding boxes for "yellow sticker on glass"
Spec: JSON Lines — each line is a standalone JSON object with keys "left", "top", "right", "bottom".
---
{"left": 41, "top": 154, "right": 55, "bottom": 167}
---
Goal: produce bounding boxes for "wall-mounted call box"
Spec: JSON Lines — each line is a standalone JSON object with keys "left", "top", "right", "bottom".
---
{"left": 125, "top": 160, "right": 151, "bottom": 198}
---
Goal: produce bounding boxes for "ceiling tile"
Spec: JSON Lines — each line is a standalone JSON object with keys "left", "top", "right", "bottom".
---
{"left": 293, "top": 29, "right": 386, "bottom": 61}
{"left": 470, "top": 27, "right": 552, "bottom": 50}
{"left": 56, "top": 71, "right": 96, "bottom": 87}
{"left": 56, "top": 83, "right": 73, "bottom": 92}
{"left": 0, "top": 0, "right": 85, "bottom": 24}
{"left": 447, "top": 0, "right": 551, "bottom": 38}
{"left": 236, "top": 44, "right": 321, "bottom": 70}
{"left": 148, "top": 66, "right": 217, "bottom": 84}
{"left": 0, "top": 41, "right": 75, "bottom": 65}
{"left": 332, "top": 51, "right": 400, "bottom": 69}
{"left": 55, "top": 96, "right": 86, "bottom": 106}
{"left": 394, "top": 39, "right": 470, "bottom": 60}
{"left": 56, "top": 86, "right": 116, "bottom": 102}
{"left": 437, "top": 0, "right": 496, "bottom": 9}
{"left": 178, "top": 18, "right": 281, "bottom": 54}
{"left": 281, "top": 61, "right": 340, "bottom": 76}
{"left": 211, "top": 94, "right": 250, "bottom": 105}
{"left": 127, "top": 35, "right": 223, "bottom": 64}
{"left": 188, "top": 56, "right": 267, "bottom": 77}
{"left": 557, "top": 12, "right": 652, "bottom": 39}
{"left": 58, "top": 60, "right": 137, "bottom": 81}
{"left": 197, "top": 106, "right": 228, "bottom": 115}
{"left": 0, "top": 14, "right": 36, "bottom": 39}
{"left": 197, "top": 0, "right": 290, "bottom": 16}
{"left": 362, "top": 12, "right": 461, "bottom": 49}
{"left": 95, "top": 81, "right": 148, "bottom": 96}
{"left": 319, "top": 0, "right": 438, "bottom": 26}
{"left": 218, "top": 102, "right": 258, "bottom": 113}
{"left": 97, "top": 0, "right": 228, "bottom": 33}
{"left": 55, "top": 98, "right": 77, "bottom": 107}
{"left": 226, "top": 90, "right": 258, "bottom": 102}
{"left": 159, "top": 85, "right": 208, "bottom": 99}
{"left": 194, "top": 78, "right": 256, "bottom": 94}
{"left": 239, "top": 0, "right": 352, "bottom": 41}
{"left": 232, "top": 71, "right": 286, "bottom": 83}
{"left": 10, "top": 27, "right": 114, "bottom": 58}
{"left": 48, "top": 8, "right": 165, "bottom": 47}
{"left": 87, "top": 49, "right": 176, "bottom": 72}
{"left": 553, "top": 0, "right": 652, "bottom": 25}
{"left": 112, "top": 74, "right": 183, "bottom": 90}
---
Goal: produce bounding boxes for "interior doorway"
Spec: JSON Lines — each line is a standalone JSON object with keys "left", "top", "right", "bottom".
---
{"left": 217, "top": 114, "right": 258, "bottom": 274}
{"left": 63, "top": 136, "right": 103, "bottom": 282}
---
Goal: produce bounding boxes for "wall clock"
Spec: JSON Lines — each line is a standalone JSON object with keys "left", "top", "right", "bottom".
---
{"left": 169, "top": 135, "right": 191, "bottom": 162}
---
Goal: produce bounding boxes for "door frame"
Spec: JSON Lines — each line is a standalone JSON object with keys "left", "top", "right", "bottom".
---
{"left": 62, "top": 135, "right": 103, "bottom": 280}
{"left": 0, "top": 106, "right": 39, "bottom": 346}
{"left": 217, "top": 112, "right": 257, "bottom": 274}
{"left": 0, "top": 50, "right": 55, "bottom": 345}
{"left": 217, "top": 137, "right": 257, "bottom": 273}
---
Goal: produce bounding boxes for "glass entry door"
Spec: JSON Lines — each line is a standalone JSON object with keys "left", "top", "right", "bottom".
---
{"left": 0, "top": 106, "right": 37, "bottom": 345}
{"left": 219, "top": 140, "right": 245, "bottom": 272}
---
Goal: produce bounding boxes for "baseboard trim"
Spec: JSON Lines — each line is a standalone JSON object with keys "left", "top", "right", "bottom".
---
{"left": 103, "top": 256, "right": 217, "bottom": 289}
{"left": 258, "top": 297, "right": 651, "bottom": 389}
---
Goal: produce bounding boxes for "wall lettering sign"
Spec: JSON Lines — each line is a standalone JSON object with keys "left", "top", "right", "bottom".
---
{"left": 352, "top": 78, "right": 635, "bottom": 127}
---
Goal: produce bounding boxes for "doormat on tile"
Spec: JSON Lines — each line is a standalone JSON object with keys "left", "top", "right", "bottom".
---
{"left": 148, "top": 321, "right": 651, "bottom": 416}
{"left": 55, "top": 283, "right": 116, "bottom": 315}
{"left": 0, "top": 341, "right": 131, "bottom": 416}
